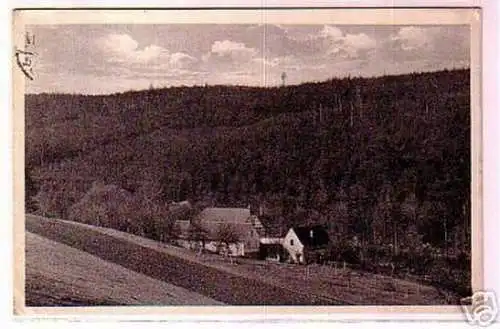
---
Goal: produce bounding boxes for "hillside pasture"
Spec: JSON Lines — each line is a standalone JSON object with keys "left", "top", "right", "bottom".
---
{"left": 25, "top": 232, "right": 224, "bottom": 306}
{"left": 27, "top": 215, "right": 457, "bottom": 305}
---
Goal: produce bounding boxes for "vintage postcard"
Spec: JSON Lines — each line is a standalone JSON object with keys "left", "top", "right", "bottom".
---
{"left": 11, "top": 7, "right": 489, "bottom": 323}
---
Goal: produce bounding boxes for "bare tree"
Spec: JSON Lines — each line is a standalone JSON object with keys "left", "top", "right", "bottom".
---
{"left": 188, "top": 219, "right": 210, "bottom": 254}
{"left": 215, "top": 223, "right": 241, "bottom": 262}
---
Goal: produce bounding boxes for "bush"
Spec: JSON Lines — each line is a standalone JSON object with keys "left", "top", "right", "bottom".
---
{"left": 68, "top": 182, "right": 144, "bottom": 234}
{"left": 33, "top": 179, "right": 81, "bottom": 219}
{"left": 428, "top": 258, "right": 471, "bottom": 300}
{"left": 365, "top": 244, "right": 392, "bottom": 263}
{"left": 327, "top": 237, "right": 362, "bottom": 264}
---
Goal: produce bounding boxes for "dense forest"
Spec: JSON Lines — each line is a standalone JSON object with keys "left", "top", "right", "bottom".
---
{"left": 25, "top": 69, "right": 471, "bottom": 298}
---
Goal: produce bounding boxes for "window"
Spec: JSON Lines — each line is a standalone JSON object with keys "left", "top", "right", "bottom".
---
{"left": 290, "top": 239, "right": 294, "bottom": 246}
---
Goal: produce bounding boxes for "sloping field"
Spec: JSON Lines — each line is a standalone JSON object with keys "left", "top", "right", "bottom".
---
{"left": 25, "top": 232, "right": 223, "bottom": 306}
{"left": 26, "top": 215, "right": 336, "bottom": 305}
{"left": 52, "top": 217, "right": 449, "bottom": 304}
{"left": 26, "top": 215, "right": 451, "bottom": 305}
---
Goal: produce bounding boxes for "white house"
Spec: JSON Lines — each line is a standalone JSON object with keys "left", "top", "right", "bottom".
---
{"left": 282, "top": 225, "right": 330, "bottom": 264}
{"left": 282, "top": 228, "right": 305, "bottom": 263}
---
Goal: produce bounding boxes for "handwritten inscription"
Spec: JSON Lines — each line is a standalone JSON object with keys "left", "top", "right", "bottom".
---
{"left": 15, "top": 32, "right": 36, "bottom": 80}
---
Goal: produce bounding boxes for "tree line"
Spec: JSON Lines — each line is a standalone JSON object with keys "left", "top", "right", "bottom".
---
{"left": 25, "top": 68, "right": 471, "bottom": 298}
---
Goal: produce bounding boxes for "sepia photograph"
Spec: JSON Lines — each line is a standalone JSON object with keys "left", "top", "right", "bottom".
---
{"left": 12, "top": 7, "right": 484, "bottom": 318}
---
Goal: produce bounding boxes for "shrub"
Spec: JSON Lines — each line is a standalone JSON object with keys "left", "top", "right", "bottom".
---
{"left": 33, "top": 179, "right": 80, "bottom": 219}
{"left": 327, "top": 237, "right": 360, "bottom": 264}
{"left": 68, "top": 182, "right": 143, "bottom": 234}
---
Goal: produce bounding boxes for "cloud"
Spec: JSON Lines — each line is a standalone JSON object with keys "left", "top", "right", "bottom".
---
{"left": 391, "top": 26, "right": 431, "bottom": 51}
{"left": 253, "top": 57, "right": 281, "bottom": 68}
{"left": 328, "top": 33, "right": 376, "bottom": 59}
{"left": 28, "top": 25, "right": 470, "bottom": 94}
{"left": 169, "top": 52, "right": 198, "bottom": 68}
{"left": 385, "top": 26, "right": 470, "bottom": 67}
{"left": 319, "top": 26, "right": 343, "bottom": 39}
{"left": 97, "top": 33, "right": 168, "bottom": 64}
{"left": 315, "top": 26, "right": 378, "bottom": 59}
{"left": 390, "top": 26, "right": 469, "bottom": 55}
{"left": 253, "top": 55, "right": 300, "bottom": 70}
{"left": 95, "top": 33, "right": 200, "bottom": 77}
{"left": 208, "top": 40, "right": 258, "bottom": 62}
{"left": 343, "top": 33, "right": 377, "bottom": 51}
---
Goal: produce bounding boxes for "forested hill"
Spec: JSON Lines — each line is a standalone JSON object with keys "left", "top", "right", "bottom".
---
{"left": 25, "top": 69, "right": 470, "bottom": 255}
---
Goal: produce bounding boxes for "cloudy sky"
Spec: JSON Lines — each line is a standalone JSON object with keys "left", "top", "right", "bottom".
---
{"left": 25, "top": 24, "right": 470, "bottom": 94}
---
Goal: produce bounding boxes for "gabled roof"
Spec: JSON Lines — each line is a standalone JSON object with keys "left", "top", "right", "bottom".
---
{"left": 293, "top": 225, "right": 329, "bottom": 248}
{"left": 198, "top": 207, "right": 251, "bottom": 224}
{"left": 197, "top": 207, "right": 256, "bottom": 240}
{"left": 259, "top": 215, "right": 287, "bottom": 238}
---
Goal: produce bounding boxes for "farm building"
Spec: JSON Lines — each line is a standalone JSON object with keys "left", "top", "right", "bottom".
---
{"left": 176, "top": 207, "right": 262, "bottom": 257}
{"left": 258, "top": 242, "right": 288, "bottom": 262}
{"left": 282, "top": 225, "right": 329, "bottom": 264}
{"left": 174, "top": 204, "right": 331, "bottom": 264}
{"left": 257, "top": 214, "right": 288, "bottom": 261}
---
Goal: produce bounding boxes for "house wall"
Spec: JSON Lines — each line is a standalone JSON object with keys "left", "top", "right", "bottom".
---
{"left": 239, "top": 225, "right": 260, "bottom": 253}
{"left": 259, "top": 237, "right": 284, "bottom": 244}
{"left": 252, "top": 215, "right": 265, "bottom": 232}
{"left": 176, "top": 239, "right": 200, "bottom": 250}
{"left": 204, "top": 241, "right": 245, "bottom": 256}
{"left": 176, "top": 239, "right": 245, "bottom": 256}
{"left": 174, "top": 207, "right": 264, "bottom": 256}
{"left": 259, "top": 243, "right": 287, "bottom": 262}
{"left": 176, "top": 220, "right": 191, "bottom": 239}
{"left": 282, "top": 229, "right": 305, "bottom": 264}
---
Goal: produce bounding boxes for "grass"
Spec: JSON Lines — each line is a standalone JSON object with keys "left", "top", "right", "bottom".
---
{"left": 25, "top": 232, "right": 224, "bottom": 306}
{"left": 30, "top": 215, "right": 455, "bottom": 305}
{"left": 26, "top": 215, "right": 331, "bottom": 305}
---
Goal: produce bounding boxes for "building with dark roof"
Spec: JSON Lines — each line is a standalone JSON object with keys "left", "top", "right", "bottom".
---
{"left": 174, "top": 204, "right": 330, "bottom": 263}
{"left": 293, "top": 225, "right": 330, "bottom": 248}
{"left": 282, "top": 225, "right": 330, "bottom": 264}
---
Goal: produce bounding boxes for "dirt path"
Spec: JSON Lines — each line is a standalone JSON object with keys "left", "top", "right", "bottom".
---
{"left": 26, "top": 215, "right": 341, "bottom": 305}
